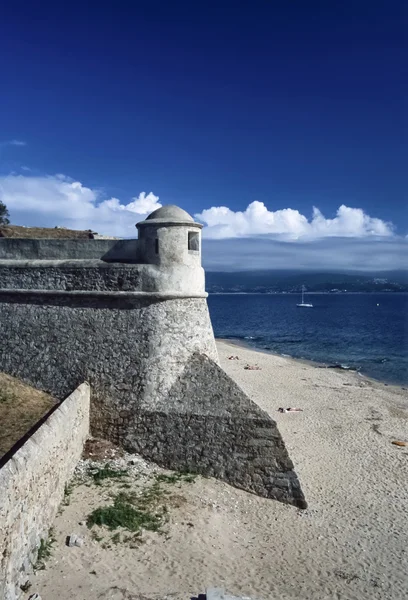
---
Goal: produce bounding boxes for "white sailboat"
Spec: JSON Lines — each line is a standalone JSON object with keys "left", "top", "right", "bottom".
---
{"left": 297, "top": 285, "right": 313, "bottom": 308}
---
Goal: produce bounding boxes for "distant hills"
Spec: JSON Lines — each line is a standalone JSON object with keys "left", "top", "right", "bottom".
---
{"left": 205, "top": 270, "right": 408, "bottom": 293}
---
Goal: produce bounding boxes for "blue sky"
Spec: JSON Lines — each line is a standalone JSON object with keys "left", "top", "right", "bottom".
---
{"left": 0, "top": 1, "right": 406, "bottom": 270}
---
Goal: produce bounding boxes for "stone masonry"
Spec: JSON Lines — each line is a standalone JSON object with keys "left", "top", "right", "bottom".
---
{"left": 0, "top": 383, "right": 90, "bottom": 600}
{"left": 0, "top": 205, "right": 306, "bottom": 509}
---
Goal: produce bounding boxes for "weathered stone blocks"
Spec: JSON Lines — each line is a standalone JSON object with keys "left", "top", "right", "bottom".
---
{"left": 125, "top": 354, "right": 306, "bottom": 509}
{"left": 0, "top": 383, "right": 90, "bottom": 600}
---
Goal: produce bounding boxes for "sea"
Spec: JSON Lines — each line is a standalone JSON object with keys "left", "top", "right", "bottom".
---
{"left": 207, "top": 293, "right": 408, "bottom": 386}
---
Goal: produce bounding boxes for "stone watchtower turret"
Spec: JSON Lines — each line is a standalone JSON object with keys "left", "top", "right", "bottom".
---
{"left": 136, "top": 205, "right": 204, "bottom": 296}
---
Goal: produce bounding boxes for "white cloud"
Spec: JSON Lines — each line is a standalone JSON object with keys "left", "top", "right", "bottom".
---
{"left": 196, "top": 201, "right": 394, "bottom": 239}
{"left": 0, "top": 174, "right": 161, "bottom": 237}
{"left": 9, "top": 140, "right": 27, "bottom": 147}
{"left": 0, "top": 173, "right": 403, "bottom": 271}
{"left": 1, "top": 174, "right": 394, "bottom": 240}
{"left": 0, "top": 139, "right": 27, "bottom": 148}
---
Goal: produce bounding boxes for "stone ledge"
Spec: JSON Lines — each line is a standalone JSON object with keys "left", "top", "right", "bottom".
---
{"left": 0, "top": 288, "right": 208, "bottom": 299}
{"left": 0, "top": 259, "right": 132, "bottom": 267}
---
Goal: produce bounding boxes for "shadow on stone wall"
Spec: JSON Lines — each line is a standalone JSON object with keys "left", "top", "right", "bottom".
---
{"left": 124, "top": 353, "right": 307, "bottom": 509}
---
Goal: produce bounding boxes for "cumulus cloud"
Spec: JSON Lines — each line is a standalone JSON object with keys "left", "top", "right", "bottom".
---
{"left": 0, "top": 174, "right": 161, "bottom": 237}
{"left": 0, "top": 172, "right": 403, "bottom": 271}
{"left": 196, "top": 201, "right": 394, "bottom": 239}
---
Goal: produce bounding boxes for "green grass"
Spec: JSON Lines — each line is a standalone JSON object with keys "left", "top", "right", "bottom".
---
{"left": 63, "top": 482, "right": 75, "bottom": 506}
{"left": 34, "top": 529, "right": 55, "bottom": 570}
{"left": 86, "top": 481, "right": 169, "bottom": 537}
{"left": 89, "top": 464, "right": 129, "bottom": 486}
{"left": 87, "top": 468, "right": 197, "bottom": 543}
{"left": 137, "top": 481, "right": 167, "bottom": 506}
{"left": 155, "top": 472, "right": 197, "bottom": 484}
{"left": 182, "top": 474, "right": 197, "bottom": 483}
{"left": 87, "top": 493, "right": 163, "bottom": 533}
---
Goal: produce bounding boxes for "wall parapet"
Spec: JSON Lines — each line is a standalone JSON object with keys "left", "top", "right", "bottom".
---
{"left": 0, "top": 238, "right": 137, "bottom": 261}
{"left": 0, "top": 256, "right": 206, "bottom": 296}
{"left": 0, "top": 383, "right": 90, "bottom": 600}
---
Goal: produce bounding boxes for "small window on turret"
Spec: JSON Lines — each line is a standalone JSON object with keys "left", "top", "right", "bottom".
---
{"left": 155, "top": 239, "right": 159, "bottom": 254}
{"left": 188, "top": 231, "right": 199, "bottom": 252}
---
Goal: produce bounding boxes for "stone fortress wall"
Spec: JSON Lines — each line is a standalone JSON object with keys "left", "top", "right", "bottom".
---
{"left": 0, "top": 205, "right": 306, "bottom": 510}
{"left": 0, "top": 384, "right": 90, "bottom": 600}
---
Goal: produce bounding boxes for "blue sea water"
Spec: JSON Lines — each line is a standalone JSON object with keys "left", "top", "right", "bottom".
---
{"left": 207, "top": 293, "right": 408, "bottom": 386}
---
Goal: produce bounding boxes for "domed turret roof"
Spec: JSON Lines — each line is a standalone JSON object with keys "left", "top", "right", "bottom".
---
{"left": 137, "top": 204, "right": 202, "bottom": 229}
{"left": 145, "top": 205, "right": 194, "bottom": 223}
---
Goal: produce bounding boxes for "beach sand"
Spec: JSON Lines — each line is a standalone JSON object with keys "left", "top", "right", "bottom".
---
{"left": 31, "top": 340, "right": 408, "bottom": 600}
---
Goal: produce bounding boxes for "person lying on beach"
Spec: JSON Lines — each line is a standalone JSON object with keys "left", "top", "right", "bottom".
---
{"left": 228, "top": 355, "right": 240, "bottom": 360}
{"left": 244, "top": 364, "right": 262, "bottom": 370}
{"left": 278, "top": 407, "right": 303, "bottom": 413}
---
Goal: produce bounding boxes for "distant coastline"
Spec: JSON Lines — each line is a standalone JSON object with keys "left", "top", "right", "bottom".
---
{"left": 209, "top": 291, "right": 408, "bottom": 295}
{"left": 206, "top": 270, "right": 408, "bottom": 294}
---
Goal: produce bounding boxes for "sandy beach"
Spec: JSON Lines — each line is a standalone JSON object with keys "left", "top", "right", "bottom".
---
{"left": 31, "top": 340, "right": 408, "bottom": 600}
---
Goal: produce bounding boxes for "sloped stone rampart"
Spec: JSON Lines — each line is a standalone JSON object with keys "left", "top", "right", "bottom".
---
{"left": 0, "top": 383, "right": 90, "bottom": 600}
{"left": 126, "top": 354, "right": 306, "bottom": 509}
